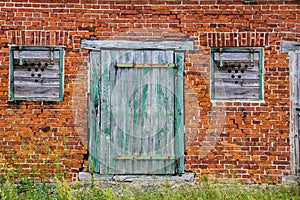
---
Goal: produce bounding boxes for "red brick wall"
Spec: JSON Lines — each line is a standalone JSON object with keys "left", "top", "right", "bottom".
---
{"left": 0, "top": 0, "right": 299, "bottom": 182}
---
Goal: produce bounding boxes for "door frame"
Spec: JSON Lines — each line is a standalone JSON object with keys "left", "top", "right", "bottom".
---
{"left": 282, "top": 41, "right": 300, "bottom": 175}
{"left": 81, "top": 40, "right": 194, "bottom": 174}
{"left": 290, "top": 50, "right": 300, "bottom": 175}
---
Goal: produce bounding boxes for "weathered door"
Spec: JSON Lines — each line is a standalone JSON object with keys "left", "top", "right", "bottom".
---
{"left": 89, "top": 49, "right": 185, "bottom": 175}
{"left": 280, "top": 42, "right": 300, "bottom": 175}
{"left": 293, "top": 52, "right": 300, "bottom": 174}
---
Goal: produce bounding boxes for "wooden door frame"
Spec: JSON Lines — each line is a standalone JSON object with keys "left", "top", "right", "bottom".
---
{"left": 81, "top": 40, "right": 194, "bottom": 174}
{"left": 289, "top": 51, "right": 300, "bottom": 175}
{"left": 282, "top": 41, "right": 300, "bottom": 175}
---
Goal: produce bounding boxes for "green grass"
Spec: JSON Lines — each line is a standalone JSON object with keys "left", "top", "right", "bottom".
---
{"left": 0, "top": 176, "right": 299, "bottom": 200}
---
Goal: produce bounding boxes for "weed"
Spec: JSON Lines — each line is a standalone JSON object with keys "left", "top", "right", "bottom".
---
{"left": 0, "top": 129, "right": 298, "bottom": 200}
{"left": 89, "top": 158, "right": 95, "bottom": 189}
{"left": 55, "top": 177, "right": 76, "bottom": 200}
{"left": 0, "top": 175, "right": 299, "bottom": 200}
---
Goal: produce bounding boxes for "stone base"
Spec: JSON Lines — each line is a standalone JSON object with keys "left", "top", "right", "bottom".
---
{"left": 282, "top": 175, "right": 300, "bottom": 185}
{"left": 78, "top": 172, "right": 195, "bottom": 182}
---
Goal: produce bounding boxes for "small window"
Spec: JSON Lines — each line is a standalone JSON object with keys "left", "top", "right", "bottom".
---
{"left": 9, "top": 46, "right": 64, "bottom": 101}
{"left": 211, "top": 47, "right": 263, "bottom": 101}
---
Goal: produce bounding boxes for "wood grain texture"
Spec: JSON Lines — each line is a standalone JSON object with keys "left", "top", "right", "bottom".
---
{"left": 81, "top": 39, "right": 194, "bottom": 51}
{"left": 12, "top": 54, "right": 61, "bottom": 99}
{"left": 13, "top": 50, "right": 60, "bottom": 59}
{"left": 14, "top": 86, "right": 60, "bottom": 98}
{"left": 174, "top": 52, "right": 185, "bottom": 174}
{"left": 296, "top": 53, "right": 300, "bottom": 172}
{"left": 93, "top": 50, "right": 177, "bottom": 174}
{"left": 89, "top": 51, "right": 101, "bottom": 173}
{"left": 212, "top": 52, "right": 261, "bottom": 100}
{"left": 297, "top": 53, "right": 300, "bottom": 106}
{"left": 214, "top": 52, "right": 260, "bottom": 61}
{"left": 281, "top": 41, "right": 300, "bottom": 53}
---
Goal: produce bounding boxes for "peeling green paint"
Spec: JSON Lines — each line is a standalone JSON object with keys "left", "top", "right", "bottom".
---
{"left": 90, "top": 49, "right": 187, "bottom": 175}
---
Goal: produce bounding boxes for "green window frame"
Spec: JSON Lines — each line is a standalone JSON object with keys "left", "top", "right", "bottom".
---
{"left": 9, "top": 46, "right": 64, "bottom": 101}
{"left": 210, "top": 47, "right": 263, "bottom": 101}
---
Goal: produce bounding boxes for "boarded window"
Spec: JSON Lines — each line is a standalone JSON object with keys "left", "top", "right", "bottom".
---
{"left": 9, "top": 46, "right": 64, "bottom": 101}
{"left": 211, "top": 48, "right": 263, "bottom": 101}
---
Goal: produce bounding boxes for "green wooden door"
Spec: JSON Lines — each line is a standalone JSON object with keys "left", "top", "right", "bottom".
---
{"left": 89, "top": 49, "right": 185, "bottom": 175}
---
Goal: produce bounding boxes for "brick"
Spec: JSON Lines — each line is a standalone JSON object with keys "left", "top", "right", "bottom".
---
{"left": 0, "top": 0, "right": 297, "bottom": 183}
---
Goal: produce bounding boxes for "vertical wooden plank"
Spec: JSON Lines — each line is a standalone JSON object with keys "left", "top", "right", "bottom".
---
{"left": 120, "top": 67, "right": 128, "bottom": 174}
{"left": 110, "top": 63, "right": 118, "bottom": 174}
{"left": 124, "top": 68, "right": 130, "bottom": 174}
{"left": 162, "top": 67, "right": 176, "bottom": 174}
{"left": 110, "top": 51, "right": 129, "bottom": 174}
{"left": 140, "top": 69, "right": 150, "bottom": 172}
{"left": 289, "top": 51, "right": 300, "bottom": 175}
{"left": 117, "top": 50, "right": 134, "bottom": 64}
{"left": 152, "top": 68, "right": 160, "bottom": 173}
{"left": 166, "top": 67, "right": 175, "bottom": 174}
{"left": 127, "top": 68, "right": 135, "bottom": 173}
{"left": 96, "top": 49, "right": 179, "bottom": 175}
{"left": 140, "top": 51, "right": 176, "bottom": 174}
{"left": 108, "top": 50, "right": 118, "bottom": 174}
{"left": 89, "top": 51, "right": 101, "bottom": 172}
{"left": 111, "top": 64, "right": 134, "bottom": 174}
{"left": 297, "top": 53, "right": 300, "bottom": 106}
{"left": 175, "top": 52, "right": 185, "bottom": 174}
{"left": 136, "top": 68, "right": 147, "bottom": 173}
{"left": 156, "top": 68, "right": 164, "bottom": 174}
{"left": 99, "top": 50, "right": 113, "bottom": 174}
{"left": 295, "top": 53, "right": 300, "bottom": 172}
{"left": 133, "top": 68, "right": 140, "bottom": 173}
{"left": 153, "top": 57, "right": 162, "bottom": 173}
{"left": 147, "top": 68, "right": 155, "bottom": 173}
{"left": 115, "top": 66, "right": 124, "bottom": 174}
{"left": 135, "top": 50, "right": 143, "bottom": 64}
{"left": 122, "top": 68, "right": 131, "bottom": 173}
{"left": 143, "top": 50, "right": 152, "bottom": 64}
{"left": 139, "top": 66, "right": 176, "bottom": 174}
{"left": 151, "top": 50, "right": 159, "bottom": 64}
{"left": 166, "top": 50, "right": 174, "bottom": 64}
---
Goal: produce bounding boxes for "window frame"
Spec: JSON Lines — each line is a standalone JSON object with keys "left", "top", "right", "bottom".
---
{"left": 210, "top": 47, "right": 264, "bottom": 101}
{"left": 9, "top": 45, "right": 64, "bottom": 101}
